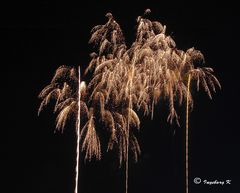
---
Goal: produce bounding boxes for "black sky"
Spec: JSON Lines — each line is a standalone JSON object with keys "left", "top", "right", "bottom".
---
{"left": 3, "top": 1, "right": 240, "bottom": 193}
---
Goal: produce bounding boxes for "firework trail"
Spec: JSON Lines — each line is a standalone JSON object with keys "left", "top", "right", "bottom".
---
{"left": 74, "top": 66, "right": 81, "bottom": 193}
{"left": 186, "top": 74, "right": 191, "bottom": 193}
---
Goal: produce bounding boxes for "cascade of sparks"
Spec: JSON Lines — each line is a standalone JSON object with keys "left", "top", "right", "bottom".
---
{"left": 74, "top": 66, "right": 81, "bottom": 193}
{"left": 38, "top": 9, "right": 221, "bottom": 193}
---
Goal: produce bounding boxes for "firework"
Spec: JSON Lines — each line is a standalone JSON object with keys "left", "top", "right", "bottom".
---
{"left": 86, "top": 10, "right": 220, "bottom": 193}
{"left": 38, "top": 9, "right": 220, "bottom": 193}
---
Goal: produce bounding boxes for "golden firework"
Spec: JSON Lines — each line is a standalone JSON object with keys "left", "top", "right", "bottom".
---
{"left": 38, "top": 9, "right": 220, "bottom": 193}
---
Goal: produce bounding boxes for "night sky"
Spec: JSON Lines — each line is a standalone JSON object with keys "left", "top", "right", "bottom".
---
{"left": 3, "top": 1, "right": 239, "bottom": 193}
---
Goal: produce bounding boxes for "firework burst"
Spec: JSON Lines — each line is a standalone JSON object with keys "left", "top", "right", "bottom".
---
{"left": 38, "top": 9, "right": 220, "bottom": 193}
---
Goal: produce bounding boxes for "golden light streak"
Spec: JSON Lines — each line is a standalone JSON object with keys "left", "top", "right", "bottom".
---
{"left": 186, "top": 74, "right": 191, "bottom": 193}
{"left": 74, "top": 66, "right": 81, "bottom": 193}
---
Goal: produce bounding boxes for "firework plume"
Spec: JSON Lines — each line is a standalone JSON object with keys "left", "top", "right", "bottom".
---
{"left": 38, "top": 9, "right": 220, "bottom": 193}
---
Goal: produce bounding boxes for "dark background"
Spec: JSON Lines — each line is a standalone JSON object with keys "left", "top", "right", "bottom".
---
{"left": 3, "top": 0, "right": 239, "bottom": 193}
